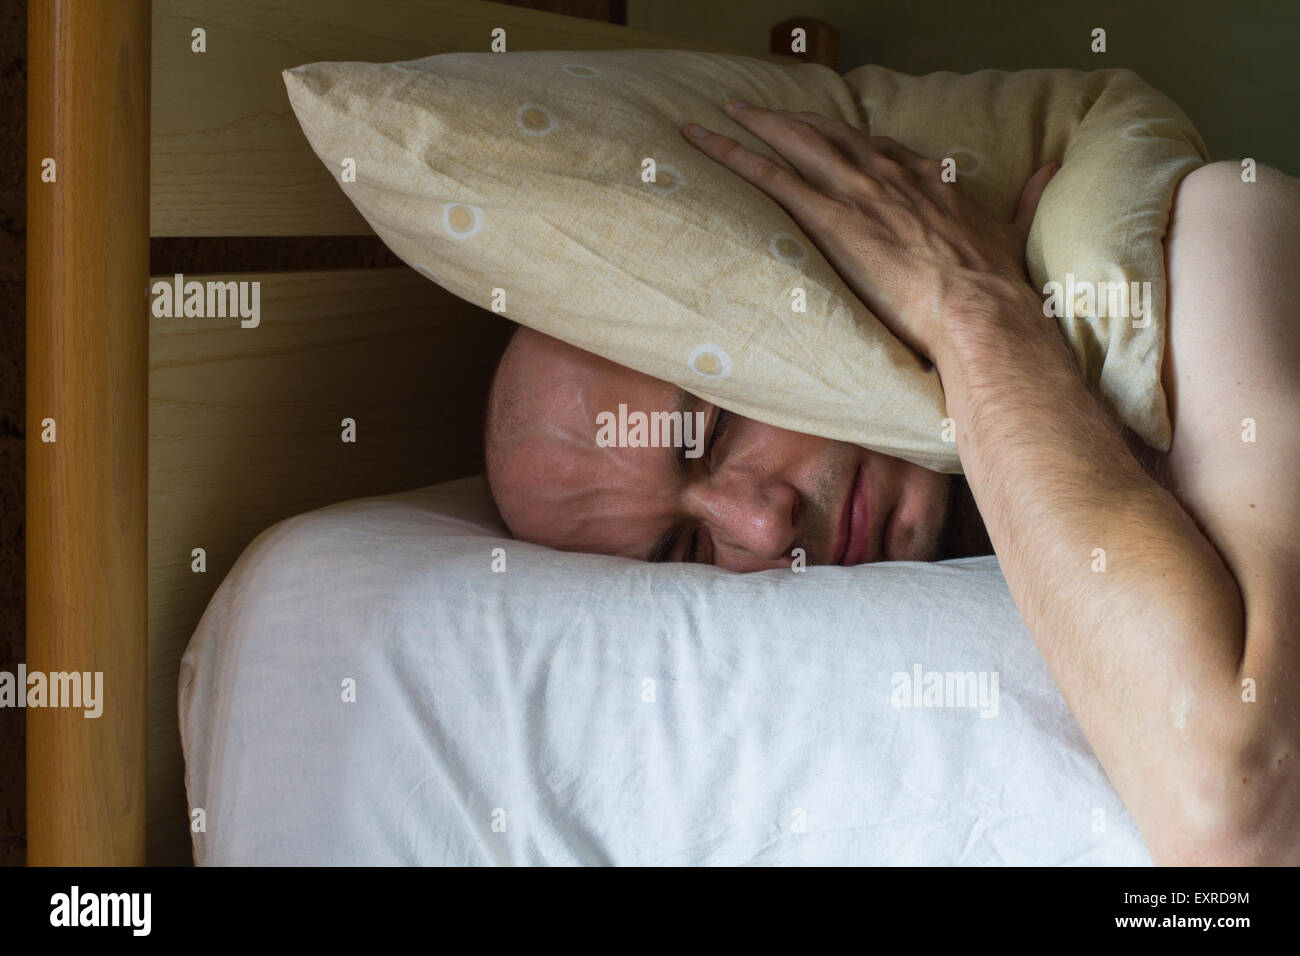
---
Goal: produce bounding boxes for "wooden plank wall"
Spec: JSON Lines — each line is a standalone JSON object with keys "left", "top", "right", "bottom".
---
{"left": 150, "top": 0, "right": 737, "bottom": 235}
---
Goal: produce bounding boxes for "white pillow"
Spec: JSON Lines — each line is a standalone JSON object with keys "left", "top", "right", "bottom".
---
{"left": 179, "top": 477, "right": 1150, "bottom": 865}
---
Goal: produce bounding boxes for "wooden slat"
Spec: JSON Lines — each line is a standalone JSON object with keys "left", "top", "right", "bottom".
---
{"left": 151, "top": 0, "right": 744, "bottom": 236}
{"left": 147, "top": 268, "right": 511, "bottom": 863}
{"left": 26, "top": 0, "right": 151, "bottom": 867}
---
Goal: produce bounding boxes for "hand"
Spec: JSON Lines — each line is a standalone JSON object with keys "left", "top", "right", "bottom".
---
{"left": 681, "top": 102, "right": 1058, "bottom": 363}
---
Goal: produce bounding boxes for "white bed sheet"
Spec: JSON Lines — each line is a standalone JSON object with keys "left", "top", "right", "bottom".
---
{"left": 179, "top": 476, "right": 1151, "bottom": 865}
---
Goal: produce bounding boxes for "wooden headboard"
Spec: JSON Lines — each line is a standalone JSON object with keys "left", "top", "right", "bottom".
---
{"left": 26, "top": 0, "right": 764, "bottom": 864}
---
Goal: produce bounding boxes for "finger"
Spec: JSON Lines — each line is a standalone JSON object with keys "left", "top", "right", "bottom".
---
{"left": 680, "top": 121, "right": 839, "bottom": 218}
{"left": 779, "top": 107, "right": 924, "bottom": 171}
{"left": 786, "top": 110, "right": 875, "bottom": 166}
{"left": 721, "top": 100, "right": 872, "bottom": 195}
{"left": 867, "top": 135, "right": 918, "bottom": 165}
{"left": 1012, "top": 161, "right": 1061, "bottom": 234}
{"left": 768, "top": 111, "right": 941, "bottom": 198}
{"left": 864, "top": 135, "right": 947, "bottom": 185}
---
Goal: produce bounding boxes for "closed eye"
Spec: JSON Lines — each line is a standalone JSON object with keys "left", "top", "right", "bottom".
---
{"left": 687, "top": 407, "right": 735, "bottom": 562}
{"left": 708, "top": 408, "right": 733, "bottom": 460}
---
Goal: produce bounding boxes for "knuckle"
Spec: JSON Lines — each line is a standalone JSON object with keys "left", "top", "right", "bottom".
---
{"left": 712, "top": 136, "right": 744, "bottom": 162}
{"left": 788, "top": 120, "right": 819, "bottom": 140}
{"left": 826, "top": 172, "right": 875, "bottom": 206}
{"left": 850, "top": 169, "right": 884, "bottom": 196}
{"left": 919, "top": 157, "right": 945, "bottom": 178}
{"left": 874, "top": 154, "right": 910, "bottom": 180}
{"left": 747, "top": 154, "right": 787, "bottom": 184}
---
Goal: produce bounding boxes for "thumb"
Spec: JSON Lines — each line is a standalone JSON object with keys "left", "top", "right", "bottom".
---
{"left": 1012, "top": 161, "right": 1061, "bottom": 235}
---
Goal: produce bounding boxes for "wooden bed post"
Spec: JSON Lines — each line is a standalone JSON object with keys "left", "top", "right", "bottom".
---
{"left": 27, "top": 0, "right": 151, "bottom": 865}
{"left": 770, "top": 17, "right": 838, "bottom": 68}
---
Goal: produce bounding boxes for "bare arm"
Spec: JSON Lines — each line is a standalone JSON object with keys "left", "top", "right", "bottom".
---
{"left": 682, "top": 105, "right": 1299, "bottom": 863}
{"left": 933, "top": 272, "right": 1288, "bottom": 865}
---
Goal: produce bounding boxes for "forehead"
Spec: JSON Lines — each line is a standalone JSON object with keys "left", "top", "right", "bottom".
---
{"left": 490, "top": 335, "right": 700, "bottom": 557}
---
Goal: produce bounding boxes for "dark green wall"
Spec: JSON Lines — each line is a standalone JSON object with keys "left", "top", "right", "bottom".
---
{"left": 631, "top": 0, "right": 1299, "bottom": 174}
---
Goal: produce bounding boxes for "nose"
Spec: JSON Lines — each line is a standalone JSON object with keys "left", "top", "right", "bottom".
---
{"left": 685, "top": 469, "right": 798, "bottom": 567}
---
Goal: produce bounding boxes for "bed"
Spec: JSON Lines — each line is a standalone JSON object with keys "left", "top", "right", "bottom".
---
{"left": 26, "top": 0, "right": 1154, "bottom": 866}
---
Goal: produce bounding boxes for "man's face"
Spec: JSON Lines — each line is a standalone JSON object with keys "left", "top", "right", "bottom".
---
{"left": 486, "top": 329, "right": 964, "bottom": 572}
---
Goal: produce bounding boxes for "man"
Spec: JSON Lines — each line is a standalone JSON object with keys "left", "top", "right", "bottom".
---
{"left": 485, "top": 101, "right": 1300, "bottom": 865}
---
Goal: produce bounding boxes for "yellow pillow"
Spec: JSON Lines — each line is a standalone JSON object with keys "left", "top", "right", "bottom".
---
{"left": 285, "top": 51, "right": 1206, "bottom": 472}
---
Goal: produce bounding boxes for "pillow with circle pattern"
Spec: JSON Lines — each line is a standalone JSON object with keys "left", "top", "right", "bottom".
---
{"left": 284, "top": 50, "right": 1206, "bottom": 472}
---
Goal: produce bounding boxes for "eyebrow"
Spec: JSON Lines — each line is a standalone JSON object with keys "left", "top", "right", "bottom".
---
{"left": 646, "top": 389, "right": 701, "bottom": 563}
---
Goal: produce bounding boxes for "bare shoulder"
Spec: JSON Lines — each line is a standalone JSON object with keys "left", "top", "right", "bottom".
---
{"left": 1160, "top": 159, "right": 1300, "bottom": 664}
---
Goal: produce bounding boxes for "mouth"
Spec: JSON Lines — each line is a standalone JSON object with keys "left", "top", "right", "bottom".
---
{"left": 835, "top": 463, "right": 872, "bottom": 566}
